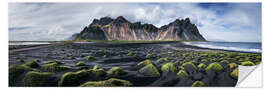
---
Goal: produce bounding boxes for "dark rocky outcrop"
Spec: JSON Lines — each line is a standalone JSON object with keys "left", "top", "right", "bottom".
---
{"left": 73, "top": 16, "right": 206, "bottom": 41}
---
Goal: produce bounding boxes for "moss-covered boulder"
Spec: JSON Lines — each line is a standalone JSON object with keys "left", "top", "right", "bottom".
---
{"left": 220, "top": 60, "right": 230, "bottom": 64}
{"left": 191, "top": 81, "right": 205, "bottom": 87}
{"left": 146, "top": 53, "right": 154, "bottom": 58}
{"left": 9, "top": 64, "right": 36, "bottom": 84}
{"left": 86, "top": 56, "right": 96, "bottom": 60}
{"left": 137, "top": 59, "right": 154, "bottom": 66}
{"left": 182, "top": 62, "right": 197, "bottom": 69}
{"left": 42, "top": 62, "right": 69, "bottom": 72}
{"left": 157, "top": 57, "right": 172, "bottom": 63}
{"left": 127, "top": 51, "right": 135, "bottom": 56}
{"left": 139, "top": 64, "right": 160, "bottom": 77}
{"left": 75, "top": 61, "right": 86, "bottom": 67}
{"left": 205, "top": 63, "right": 224, "bottom": 71}
{"left": 80, "top": 78, "right": 132, "bottom": 87}
{"left": 89, "top": 65, "right": 106, "bottom": 77}
{"left": 108, "top": 67, "right": 127, "bottom": 76}
{"left": 24, "top": 60, "right": 40, "bottom": 68}
{"left": 230, "top": 68, "right": 238, "bottom": 79}
{"left": 58, "top": 70, "right": 91, "bottom": 86}
{"left": 23, "top": 71, "right": 56, "bottom": 86}
{"left": 161, "top": 63, "right": 177, "bottom": 73}
{"left": 241, "top": 61, "right": 255, "bottom": 66}
{"left": 197, "top": 63, "right": 206, "bottom": 69}
{"left": 177, "top": 69, "right": 188, "bottom": 78}
{"left": 228, "top": 63, "right": 238, "bottom": 69}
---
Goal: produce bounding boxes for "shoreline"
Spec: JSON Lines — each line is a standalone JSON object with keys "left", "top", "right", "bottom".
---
{"left": 8, "top": 41, "right": 261, "bottom": 54}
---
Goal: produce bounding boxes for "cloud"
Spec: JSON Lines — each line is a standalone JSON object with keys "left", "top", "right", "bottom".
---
{"left": 8, "top": 3, "right": 261, "bottom": 42}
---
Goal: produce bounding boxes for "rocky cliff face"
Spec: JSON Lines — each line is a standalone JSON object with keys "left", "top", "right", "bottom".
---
{"left": 73, "top": 16, "right": 206, "bottom": 41}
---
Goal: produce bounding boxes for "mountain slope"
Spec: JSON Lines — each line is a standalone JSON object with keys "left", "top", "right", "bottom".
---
{"left": 73, "top": 16, "right": 206, "bottom": 41}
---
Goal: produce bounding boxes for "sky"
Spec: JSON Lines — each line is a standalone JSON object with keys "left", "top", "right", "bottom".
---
{"left": 8, "top": 3, "right": 261, "bottom": 42}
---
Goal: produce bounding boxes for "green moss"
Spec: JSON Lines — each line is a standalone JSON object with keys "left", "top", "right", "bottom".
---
{"left": 108, "top": 67, "right": 127, "bottom": 76}
{"left": 177, "top": 69, "right": 188, "bottom": 78}
{"left": 157, "top": 57, "right": 172, "bottom": 63}
{"left": 139, "top": 64, "right": 160, "bottom": 77}
{"left": 205, "top": 63, "right": 224, "bottom": 71}
{"left": 191, "top": 81, "right": 205, "bottom": 87}
{"left": 42, "top": 62, "right": 69, "bottom": 72}
{"left": 75, "top": 61, "right": 86, "bottom": 67}
{"left": 58, "top": 70, "right": 91, "bottom": 86}
{"left": 23, "top": 71, "right": 56, "bottom": 86}
{"left": 228, "top": 63, "right": 238, "bottom": 69}
{"left": 9, "top": 64, "right": 36, "bottom": 83}
{"left": 201, "top": 59, "right": 208, "bottom": 62}
{"left": 182, "top": 62, "right": 197, "bottom": 69}
{"left": 241, "top": 61, "right": 255, "bottom": 66}
{"left": 220, "top": 60, "right": 230, "bottom": 64}
{"left": 197, "top": 63, "right": 206, "bottom": 69}
{"left": 86, "top": 56, "right": 96, "bottom": 60}
{"left": 127, "top": 51, "right": 135, "bottom": 56}
{"left": 80, "top": 78, "right": 132, "bottom": 87}
{"left": 146, "top": 53, "right": 154, "bottom": 58}
{"left": 92, "top": 65, "right": 102, "bottom": 70}
{"left": 137, "top": 59, "right": 153, "bottom": 66}
{"left": 24, "top": 60, "right": 40, "bottom": 68}
{"left": 103, "top": 55, "right": 108, "bottom": 58}
{"left": 90, "top": 65, "right": 106, "bottom": 77}
{"left": 161, "top": 63, "right": 177, "bottom": 72}
{"left": 230, "top": 68, "right": 238, "bottom": 79}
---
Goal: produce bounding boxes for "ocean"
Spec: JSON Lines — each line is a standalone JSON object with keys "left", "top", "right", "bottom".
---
{"left": 183, "top": 41, "right": 262, "bottom": 53}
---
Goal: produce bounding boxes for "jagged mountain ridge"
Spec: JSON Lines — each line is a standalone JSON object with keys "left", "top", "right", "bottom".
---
{"left": 73, "top": 16, "right": 206, "bottom": 41}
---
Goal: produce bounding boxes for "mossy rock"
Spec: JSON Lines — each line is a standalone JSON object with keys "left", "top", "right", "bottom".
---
{"left": 182, "top": 62, "right": 197, "bottom": 69}
{"left": 9, "top": 64, "right": 36, "bottom": 84}
{"left": 230, "top": 68, "right": 238, "bottom": 79}
{"left": 92, "top": 65, "right": 102, "bottom": 70}
{"left": 177, "top": 69, "right": 188, "bottom": 78}
{"left": 220, "top": 60, "right": 230, "bottom": 64}
{"left": 75, "top": 61, "right": 86, "bottom": 67}
{"left": 161, "top": 63, "right": 177, "bottom": 73}
{"left": 42, "top": 62, "right": 69, "bottom": 72}
{"left": 58, "top": 70, "right": 91, "bottom": 86}
{"left": 80, "top": 78, "right": 132, "bottom": 87}
{"left": 205, "top": 63, "right": 224, "bottom": 71}
{"left": 108, "top": 67, "right": 127, "bottom": 76}
{"left": 23, "top": 71, "right": 56, "bottom": 86}
{"left": 197, "top": 63, "right": 206, "bottom": 69}
{"left": 191, "top": 81, "right": 205, "bottom": 87}
{"left": 86, "top": 56, "right": 96, "bottom": 60}
{"left": 137, "top": 59, "right": 154, "bottom": 66}
{"left": 146, "top": 53, "right": 154, "bottom": 58}
{"left": 228, "top": 63, "right": 238, "bottom": 69}
{"left": 241, "top": 61, "right": 255, "bottom": 66}
{"left": 139, "top": 64, "right": 160, "bottom": 77}
{"left": 157, "top": 57, "right": 172, "bottom": 63}
{"left": 127, "top": 51, "right": 135, "bottom": 56}
{"left": 89, "top": 65, "right": 106, "bottom": 77}
{"left": 24, "top": 60, "right": 40, "bottom": 68}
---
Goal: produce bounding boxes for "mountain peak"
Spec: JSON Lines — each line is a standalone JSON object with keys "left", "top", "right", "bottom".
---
{"left": 114, "top": 16, "right": 129, "bottom": 23}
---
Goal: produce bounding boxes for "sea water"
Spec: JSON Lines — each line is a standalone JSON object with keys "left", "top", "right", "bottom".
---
{"left": 183, "top": 41, "right": 262, "bottom": 53}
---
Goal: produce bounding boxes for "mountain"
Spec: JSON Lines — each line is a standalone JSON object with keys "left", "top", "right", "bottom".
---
{"left": 73, "top": 16, "right": 206, "bottom": 41}
{"left": 67, "top": 33, "right": 79, "bottom": 40}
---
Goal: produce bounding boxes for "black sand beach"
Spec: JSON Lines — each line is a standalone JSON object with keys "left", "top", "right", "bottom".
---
{"left": 8, "top": 41, "right": 261, "bottom": 87}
